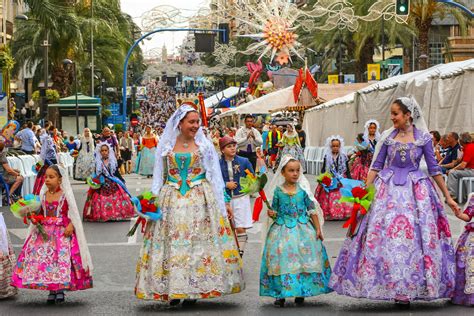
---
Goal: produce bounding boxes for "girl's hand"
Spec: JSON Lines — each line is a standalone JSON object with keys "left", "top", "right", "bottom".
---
{"left": 316, "top": 229, "right": 324, "bottom": 241}
{"left": 267, "top": 210, "right": 276, "bottom": 218}
{"left": 64, "top": 223, "right": 74, "bottom": 237}
{"left": 446, "top": 197, "right": 460, "bottom": 215}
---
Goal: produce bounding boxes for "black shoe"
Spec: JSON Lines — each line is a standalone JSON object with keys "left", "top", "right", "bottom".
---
{"left": 274, "top": 298, "right": 285, "bottom": 307}
{"left": 55, "top": 291, "right": 65, "bottom": 303}
{"left": 239, "top": 250, "right": 244, "bottom": 257}
{"left": 395, "top": 300, "right": 410, "bottom": 309}
{"left": 47, "top": 292, "right": 56, "bottom": 304}
{"left": 295, "top": 297, "right": 304, "bottom": 305}
{"left": 169, "top": 299, "right": 181, "bottom": 306}
{"left": 182, "top": 299, "right": 197, "bottom": 306}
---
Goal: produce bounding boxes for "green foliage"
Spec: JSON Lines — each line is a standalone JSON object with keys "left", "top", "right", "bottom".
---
{"left": 101, "top": 109, "right": 112, "bottom": 117}
{"left": 0, "top": 47, "right": 15, "bottom": 70}
{"left": 113, "top": 123, "right": 123, "bottom": 133}
{"left": 31, "top": 89, "right": 60, "bottom": 103}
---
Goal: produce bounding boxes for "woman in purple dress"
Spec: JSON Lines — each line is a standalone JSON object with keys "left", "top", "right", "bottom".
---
{"left": 329, "top": 96, "right": 460, "bottom": 308}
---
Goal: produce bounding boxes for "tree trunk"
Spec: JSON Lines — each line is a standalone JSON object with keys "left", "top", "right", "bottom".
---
{"left": 51, "top": 64, "right": 72, "bottom": 97}
{"left": 356, "top": 37, "right": 375, "bottom": 82}
{"left": 417, "top": 19, "right": 432, "bottom": 70}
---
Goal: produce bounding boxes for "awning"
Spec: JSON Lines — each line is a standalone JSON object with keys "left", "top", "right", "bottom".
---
{"left": 204, "top": 87, "right": 243, "bottom": 108}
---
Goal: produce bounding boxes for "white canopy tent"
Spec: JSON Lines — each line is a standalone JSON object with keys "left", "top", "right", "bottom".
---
{"left": 204, "top": 86, "right": 243, "bottom": 108}
{"left": 220, "top": 85, "right": 295, "bottom": 117}
{"left": 303, "top": 59, "right": 474, "bottom": 147}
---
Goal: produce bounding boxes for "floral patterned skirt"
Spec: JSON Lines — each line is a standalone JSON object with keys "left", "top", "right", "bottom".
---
{"left": 11, "top": 218, "right": 93, "bottom": 291}
{"left": 452, "top": 225, "right": 474, "bottom": 306}
{"left": 329, "top": 176, "right": 456, "bottom": 301}
{"left": 315, "top": 185, "right": 352, "bottom": 220}
{"left": 0, "top": 215, "right": 17, "bottom": 298}
{"left": 350, "top": 155, "right": 371, "bottom": 182}
{"left": 83, "top": 178, "right": 135, "bottom": 222}
{"left": 135, "top": 182, "right": 244, "bottom": 301}
{"left": 137, "top": 147, "right": 155, "bottom": 176}
{"left": 260, "top": 222, "right": 332, "bottom": 298}
{"left": 277, "top": 145, "right": 305, "bottom": 172}
{"left": 74, "top": 151, "right": 95, "bottom": 180}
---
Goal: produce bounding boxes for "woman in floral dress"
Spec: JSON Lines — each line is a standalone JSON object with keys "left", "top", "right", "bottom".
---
{"left": 74, "top": 128, "right": 95, "bottom": 180}
{"left": 275, "top": 124, "right": 305, "bottom": 172}
{"left": 135, "top": 105, "right": 244, "bottom": 306}
{"left": 83, "top": 142, "right": 135, "bottom": 222}
{"left": 137, "top": 126, "right": 158, "bottom": 177}
{"left": 329, "top": 97, "right": 459, "bottom": 308}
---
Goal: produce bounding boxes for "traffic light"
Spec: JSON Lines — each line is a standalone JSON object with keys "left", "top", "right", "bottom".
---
{"left": 218, "top": 23, "right": 229, "bottom": 44}
{"left": 396, "top": 0, "right": 410, "bottom": 15}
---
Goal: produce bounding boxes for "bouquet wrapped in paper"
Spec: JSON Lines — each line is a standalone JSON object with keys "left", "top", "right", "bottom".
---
{"left": 70, "top": 149, "right": 79, "bottom": 158}
{"left": 240, "top": 169, "right": 270, "bottom": 222}
{"left": 32, "top": 161, "right": 43, "bottom": 174}
{"left": 10, "top": 194, "right": 48, "bottom": 240}
{"left": 317, "top": 172, "right": 338, "bottom": 192}
{"left": 127, "top": 191, "right": 162, "bottom": 237}
{"left": 339, "top": 181, "right": 375, "bottom": 237}
{"left": 86, "top": 174, "right": 105, "bottom": 190}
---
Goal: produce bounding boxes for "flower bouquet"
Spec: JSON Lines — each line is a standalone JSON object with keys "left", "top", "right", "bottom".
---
{"left": 339, "top": 182, "right": 375, "bottom": 237}
{"left": 86, "top": 174, "right": 105, "bottom": 190}
{"left": 317, "top": 172, "right": 338, "bottom": 192}
{"left": 127, "top": 191, "right": 162, "bottom": 237}
{"left": 70, "top": 149, "right": 79, "bottom": 158}
{"left": 31, "top": 161, "right": 43, "bottom": 174}
{"left": 240, "top": 169, "right": 270, "bottom": 222}
{"left": 10, "top": 194, "right": 48, "bottom": 240}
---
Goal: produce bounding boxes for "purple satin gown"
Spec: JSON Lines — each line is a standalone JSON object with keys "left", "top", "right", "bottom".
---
{"left": 330, "top": 128, "right": 456, "bottom": 301}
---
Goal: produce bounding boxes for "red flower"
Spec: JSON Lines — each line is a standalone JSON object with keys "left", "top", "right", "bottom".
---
{"left": 321, "top": 176, "right": 331, "bottom": 187}
{"left": 352, "top": 187, "right": 368, "bottom": 199}
{"left": 140, "top": 200, "right": 157, "bottom": 214}
{"left": 92, "top": 178, "right": 101, "bottom": 184}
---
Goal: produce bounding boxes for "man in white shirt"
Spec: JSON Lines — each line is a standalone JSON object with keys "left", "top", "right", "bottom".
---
{"left": 234, "top": 115, "right": 263, "bottom": 169}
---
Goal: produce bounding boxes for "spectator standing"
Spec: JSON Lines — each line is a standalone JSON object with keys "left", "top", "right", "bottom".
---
{"left": 234, "top": 115, "right": 263, "bottom": 170}
{"left": 120, "top": 131, "right": 134, "bottom": 174}
{"left": 447, "top": 133, "right": 474, "bottom": 202}
{"left": 15, "top": 121, "right": 37, "bottom": 154}
{"left": 296, "top": 124, "right": 306, "bottom": 149}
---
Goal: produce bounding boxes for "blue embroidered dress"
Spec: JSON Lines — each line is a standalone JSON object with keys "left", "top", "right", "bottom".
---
{"left": 135, "top": 150, "right": 244, "bottom": 301}
{"left": 260, "top": 185, "right": 332, "bottom": 299}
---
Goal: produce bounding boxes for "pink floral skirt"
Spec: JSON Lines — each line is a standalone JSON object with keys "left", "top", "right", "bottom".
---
{"left": 83, "top": 178, "right": 135, "bottom": 222}
{"left": 350, "top": 157, "right": 370, "bottom": 182}
{"left": 315, "top": 185, "right": 353, "bottom": 220}
{"left": 11, "top": 217, "right": 93, "bottom": 291}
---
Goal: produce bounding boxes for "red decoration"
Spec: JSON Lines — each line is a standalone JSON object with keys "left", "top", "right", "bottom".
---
{"left": 198, "top": 93, "right": 208, "bottom": 127}
{"left": 352, "top": 187, "right": 368, "bottom": 199}
{"left": 253, "top": 197, "right": 263, "bottom": 222}
{"left": 293, "top": 68, "right": 304, "bottom": 103}
{"left": 321, "top": 176, "right": 332, "bottom": 187}
{"left": 305, "top": 68, "right": 318, "bottom": 98}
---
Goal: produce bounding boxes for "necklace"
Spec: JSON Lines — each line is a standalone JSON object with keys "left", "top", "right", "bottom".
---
{"left": 399, "top": 126, "right": 413, "bottom": 137}
{"left": 183, "top": 142, "right": 189, "bottom": 148}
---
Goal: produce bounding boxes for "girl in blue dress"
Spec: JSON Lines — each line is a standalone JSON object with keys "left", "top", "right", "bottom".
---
{"left": 260, "top": 155, "right": 332, "bottom": 307}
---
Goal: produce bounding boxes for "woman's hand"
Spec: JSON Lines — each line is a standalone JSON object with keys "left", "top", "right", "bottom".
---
{"left": 316, "top": 229, "right": 324, "bottom": 241}
{"left": 446, "top": 197, "right": 460, "bottom": 215}
{"left": 226, "top": 204, "right": 233, "bottom": 220}
{"left": 64, "top": 223, "right": 75, "bottom": 237}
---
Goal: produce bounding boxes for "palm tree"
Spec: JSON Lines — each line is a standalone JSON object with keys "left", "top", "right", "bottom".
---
{"left": 12, "top": 0, "right": 144, "bottom": 96}
{"left": 409, "top": 0, "right": 471, "bottom": 69}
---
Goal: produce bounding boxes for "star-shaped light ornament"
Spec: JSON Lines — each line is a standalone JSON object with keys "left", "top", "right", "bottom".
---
{"left": 237, "top": 2, "right": 304, "bottom": 65}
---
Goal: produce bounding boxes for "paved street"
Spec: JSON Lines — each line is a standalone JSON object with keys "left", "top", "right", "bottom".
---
{"left": 0, "top": 174, "right": 469, "bottom": 315}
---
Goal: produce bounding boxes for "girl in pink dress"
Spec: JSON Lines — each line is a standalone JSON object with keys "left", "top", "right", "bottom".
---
{"left": 314, "top": 135, "right": 353, "bottom": 220}
{"left": 83, "top": 142, "right": 135, "bottom": 222}
{"left": 350, "top": 120, "right": 380, "bottom": 181}
{"left": 12, "top": 165, "right": 93, "bottom": 304}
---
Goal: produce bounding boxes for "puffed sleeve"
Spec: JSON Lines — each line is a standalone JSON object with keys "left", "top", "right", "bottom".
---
{"left": 303, "top": 191, "right": 317, "bottom": 215}
{"left": 422, "top": 137, "right": 442, "bottom": 176}
{"left": 370, "top": 143, "right": 388, "bottom": 171}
